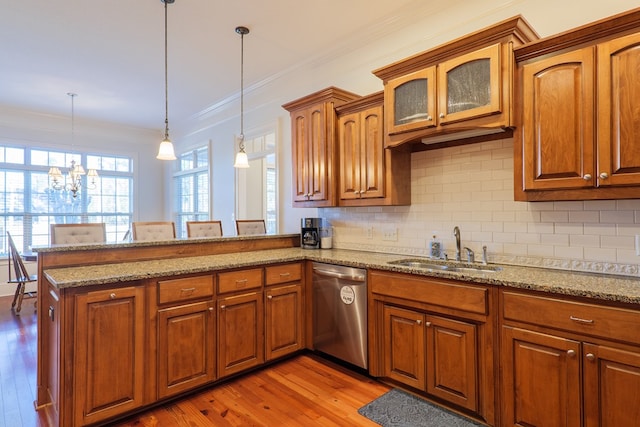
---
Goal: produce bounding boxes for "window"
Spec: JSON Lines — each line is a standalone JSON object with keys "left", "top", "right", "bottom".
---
{"left": 0, "top": 144, "right": 134, "bottom": 254}
{"left": 173, "top": 146, "right": 209, "bottom": 237}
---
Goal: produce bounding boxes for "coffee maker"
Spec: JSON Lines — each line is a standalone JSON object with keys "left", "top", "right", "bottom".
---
{"left": 301, "top": 218, "right": 321, "bottom": 249}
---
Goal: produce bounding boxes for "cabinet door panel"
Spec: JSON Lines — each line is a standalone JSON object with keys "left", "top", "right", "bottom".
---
{"left": 583, "top": 343, "right": 640, "bottom": 427}
{"left": 360, "top": 107, "right": 384, "bottom": 198}
{"left": 74, "top": 286, "right": 145, "bottom": 427}
{"left": 502, "top": 326, "right": 581, "bottom": 427}
{"left": 598, "top": 33, "right": 640, "bottom": 186}
{"left": 385, "top": 67, "right": 437, "bottom": 135}
{"left": 522, "top": 47, "right": 595, "bottom": 191}
{"left": 383, "top": 305, "right": 426, "bottom": 390}
{"left": 438, "top": 44, "right": 501, "bottom": 125}
{"left": 292, "top": 111, "right": 310, "bottom": 202}
{"left": 426, "top": 315, "right": 477, "bottom": 412}
{"left": 338, "top": 114, "right": 361, "bottom": 199}
{"left": 309, "top": 104, "right": 328, "bottom": 201}
{"left": 265, "top": 284, "right": 303, "bottom": 360}
{"left": 218, "top": 292, "right": 264, "bottom": 377}
{"left": 158, "top": 301, "right": 215, "bottom": 398}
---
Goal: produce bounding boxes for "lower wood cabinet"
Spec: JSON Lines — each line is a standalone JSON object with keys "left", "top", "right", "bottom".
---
{"left": 157, "top": 300, "right": 215, "bottom": 398}
{"left": 500, "top": 290, "right": 640, "bottom": 427}
{"left": 265, "top": 283, "right": 303, "bottom": 360}
{"left": 73, "top": 285, "right": 146, "bottom": 427}
{"left": 370, "top": 270, "right": 495, "bottom": 425}
{"left": 217, "top": 291, "right": 265, "bottom": 377}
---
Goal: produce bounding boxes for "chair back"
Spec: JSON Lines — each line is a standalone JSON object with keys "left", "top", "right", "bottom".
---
{"left": 236, "top": 219, "right": 266, "bottom": 235}
{"left": 50, "top": 223, "right": 106, "bottom": 245}
{"left": 131, "top": 221, "right": 176, "bottom": 241}
{"left": 7, "top": 232, "right": 31, "bottom": 282}
{"left": 186, "top": 220, "right": 223, "bottom": 238}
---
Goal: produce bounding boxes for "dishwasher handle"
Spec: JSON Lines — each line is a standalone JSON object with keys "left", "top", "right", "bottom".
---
{"left": 313, "top": 267, "right": 366, "bottom": 282}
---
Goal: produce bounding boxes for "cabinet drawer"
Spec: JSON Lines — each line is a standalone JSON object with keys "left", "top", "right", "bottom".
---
{"left": 158, "top": 275, "right": 214, "bottom": 305}
{"left": 265, "top": 263, "right": 302, "bottom": 286}
{"left": 370, "top": 271, "right": 487, "bottom": 315}
{"left": 218, "top": 268, "right": 263, "bottom": 294}
{"left": 502, "top": 291, "right": 640, "bottom": 344}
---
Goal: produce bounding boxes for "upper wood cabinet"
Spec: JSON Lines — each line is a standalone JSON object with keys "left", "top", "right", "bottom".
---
{"left": 514, "top": 9, "right": 640, "bottom": 201}
{"left": 336, "top": 92, "right": 411, "bottom": 206}
{"left": 283, "top": 87, "right": 360, "bottom": 207}
{"left": 374, "top": 16, "right": 538, "bottom": 149}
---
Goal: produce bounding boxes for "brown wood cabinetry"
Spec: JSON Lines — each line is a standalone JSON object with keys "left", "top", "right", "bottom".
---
{"left": 265, "top": 262, "right": 304, "bottom": 360}
{"left": 369, "top": 270, "right": 495, "bottom": 425}
{"left": 374, "top": 16, "right": 538, "bottom": 149}
{"left": 217, "top": 268, "right": 265, "bottom": 377}
{"left": 73, "top": 284, "right": 146, "bottom": 427}
{"left": 283, "top": 87, "right": 360, "bottom": 207}
{"left": 514, "top": 9, "right": 640, "bottom": 201}
{"left": 500, "top": 290, "right": 640, "bottom": 426}
{"left": 336, "top": 92, "right": 411, "bottom": 206}
{"left": 156, "top": 275, "right": 215, "bottom": 399}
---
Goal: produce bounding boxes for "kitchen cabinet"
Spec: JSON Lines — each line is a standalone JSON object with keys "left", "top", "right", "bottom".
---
{"left": 514, "top": 10, "right": 640, "bottom": 201}
{"left": 217, "top": 268, "right": 264, "bottom": 377}
{"left": 283, "top": 87, "right": 360, "bottom": 207}
{"left": 156, "top": 275, "right": 215, "bottom": 399}
{"left": 500, "top": 290, "right": 640, "bottom": 427}
{"left": 265, "top": 262, "right": 304, "bottom": 360}
{"left": 369, "top": 270, "right": 495, "bottom": 425}
{"left": 336, "top": 92, "right": 411, "bottom": 206}
{"left": 73, "top": 284, "right": 146, "bottom": 427}
{"left": 373, "top": 16, "right": 538, "bottom": 149}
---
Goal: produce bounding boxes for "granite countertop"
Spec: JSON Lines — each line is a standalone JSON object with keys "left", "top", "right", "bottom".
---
{"left": 43, "top": 248, "right": 640, "bottom": 305}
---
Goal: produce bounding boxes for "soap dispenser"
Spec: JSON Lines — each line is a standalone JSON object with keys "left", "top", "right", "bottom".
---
{"left": 429, "top": 234, "right": 442, "bottom": 259}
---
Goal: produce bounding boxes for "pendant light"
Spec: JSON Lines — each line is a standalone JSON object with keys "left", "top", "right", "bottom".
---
{"left": 48, "top": 92, "right": 99, "bottom": 198}
{"left": 233, "top": 26, "right": 250, "bottom": 168}
{"left": 156, "top": 0, "right": 177, "bottom": 160}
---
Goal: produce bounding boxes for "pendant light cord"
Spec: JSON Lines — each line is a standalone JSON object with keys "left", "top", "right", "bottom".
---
{"left": 164, "top": 0, "right": 169, "bottom": 140}
{"left": 240, "top": 29, "right": 244, "bottom": 143}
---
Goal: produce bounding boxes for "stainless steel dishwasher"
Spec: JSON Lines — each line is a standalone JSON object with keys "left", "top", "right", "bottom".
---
{"left": 312, "top": 262, "right": 368, "bottom": 369}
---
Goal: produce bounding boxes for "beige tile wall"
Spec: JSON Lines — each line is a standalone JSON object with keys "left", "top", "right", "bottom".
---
{"left": 321, "top": 138, "right": 640, "bottom": 276}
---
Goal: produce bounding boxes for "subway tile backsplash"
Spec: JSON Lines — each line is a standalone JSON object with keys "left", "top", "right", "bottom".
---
{"left": 321, "top": 138, "right": 640, "bottom": 277}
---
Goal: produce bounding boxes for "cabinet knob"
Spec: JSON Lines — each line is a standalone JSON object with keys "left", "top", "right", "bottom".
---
{"left": 267, "top": 295, "right": 273, "bottom": 300}
{"left": 567, "top": 349, "right": 577, "bottom": 357}
{"left": 416, "top": 319, "right": 422, "bottom": 325}
{"left": 599, "top": 172, "right": 609, "bottom": 180}
{"left": 439, "top": 113, "right": 445, "bottom": 119}
{"left": 426, "top": 115, "right": 433, "bottom": 121}
{"left": 109, "top": 293, "right": 116, "bottom": 299}
{"left": 425, "top": 321, "right": 432, "bottom": 327}
{"left": 583, "top": 174, "right": 592, "bottom": 181}
{"left": 208, "top": 307, "right": 214, "bottom": 312}
{"left": 220, "top": 305, "right": 226, "bottom": 310}
{"left": 586, "top": 353, "right": 596, "bottom": 361}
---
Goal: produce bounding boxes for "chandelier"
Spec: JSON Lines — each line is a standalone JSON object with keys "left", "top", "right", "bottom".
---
{"left": 48, "top": 93, "right": 98, "bottom": 198}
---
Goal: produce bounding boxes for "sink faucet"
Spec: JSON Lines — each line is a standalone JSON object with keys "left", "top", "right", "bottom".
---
{"left": 464, "top": 247, "right": 475, "bottom": 263}
{"left": 453, "top": 226, "right": 461, "bottom": 261}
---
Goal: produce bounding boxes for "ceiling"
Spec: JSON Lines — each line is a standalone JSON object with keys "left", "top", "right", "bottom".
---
{"left": 0, "top": 0, "right": 445, "bottom": 132}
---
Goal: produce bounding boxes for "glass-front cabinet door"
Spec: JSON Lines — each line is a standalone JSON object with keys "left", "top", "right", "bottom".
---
{"left": 385, "top": 67, "right": 436, "bottom": 135}
{"left": 438, "top": 43, "right": 502, "bottom": 125}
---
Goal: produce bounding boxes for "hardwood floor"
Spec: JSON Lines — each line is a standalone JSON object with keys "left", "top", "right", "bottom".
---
{"left": 0, "top": 295, "right": 390, "bottom": 427}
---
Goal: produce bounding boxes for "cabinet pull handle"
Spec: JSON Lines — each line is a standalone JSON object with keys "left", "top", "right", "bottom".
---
{"left": 109, "top": 293, "right": 116, "bottom": 299}
{"left": 180, "top": 287, "right": 196, "bottom": 294}
{"left": 586, "top": 353, "right": 595, "bottom": 361}
{"left": 569, "top": 315, "right": 594, "bottom": 324}
{"left": 235, "top": 279, "right": 248, "bottom": 286}
{"left": 567, "top": 349, "right": 576, "bottom": 357}
{"left": 279, "top": 272, "right": 290, "bottom": 277}
{"left": 599, "top": 172, "right": 609, "bottom": 180}
{"left": 48, "top": 306, "right": 55, "bottom": 321}
{"left": 583, "top": 174, "right": 592, "bottom": 181}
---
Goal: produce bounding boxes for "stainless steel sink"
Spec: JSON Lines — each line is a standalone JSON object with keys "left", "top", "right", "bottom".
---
{"left": 388, "top": 258, "right": 501, "bottom": 273}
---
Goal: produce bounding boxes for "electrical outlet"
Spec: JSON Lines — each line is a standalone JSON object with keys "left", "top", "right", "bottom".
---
{"left": 636, "top": 235, "right": 640, "bottom": 256}
{"left": 383, "top": 228, "right": 398, "bottom": 241}
{"left": 366, "top": 226, "right": 374, "bottom": 239}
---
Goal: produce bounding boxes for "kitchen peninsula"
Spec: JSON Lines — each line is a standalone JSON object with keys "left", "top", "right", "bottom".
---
{"left": 35, "top": 235, "right": 640, "bottom": 427}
